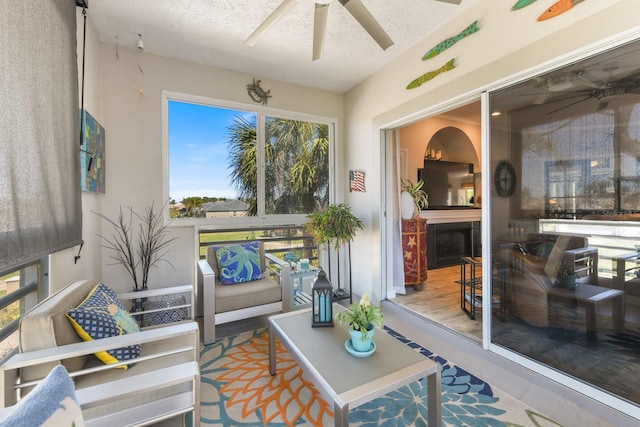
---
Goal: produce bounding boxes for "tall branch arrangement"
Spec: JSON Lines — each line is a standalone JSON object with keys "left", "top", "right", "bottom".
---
{"left": 94, "top": 201, "right": 177, "bottom": 290}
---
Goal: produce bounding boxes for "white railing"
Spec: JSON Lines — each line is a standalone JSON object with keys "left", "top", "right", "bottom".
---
{"left": 539, "top": 219, "right": 640, "bottom": 278}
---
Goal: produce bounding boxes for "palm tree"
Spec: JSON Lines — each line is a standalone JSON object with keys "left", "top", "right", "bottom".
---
{"left": 226, "top": 115, "right": 329, "bottom": 215}
{"left": 227, "top": 116, "right": 259, "bottom": 213}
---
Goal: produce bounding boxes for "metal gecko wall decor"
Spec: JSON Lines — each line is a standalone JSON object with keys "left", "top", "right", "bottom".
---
{"left": 246, "top": 78, "right": 272, "bottom": 105}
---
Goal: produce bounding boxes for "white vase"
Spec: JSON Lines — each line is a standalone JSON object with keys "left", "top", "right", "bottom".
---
{"left": 400, "top": 191, "right": 415, "bottom": 220}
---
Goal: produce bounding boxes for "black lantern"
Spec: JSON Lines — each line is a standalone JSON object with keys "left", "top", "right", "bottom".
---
{"left": 311, "top": 269, "right": 333, "bottom": 327}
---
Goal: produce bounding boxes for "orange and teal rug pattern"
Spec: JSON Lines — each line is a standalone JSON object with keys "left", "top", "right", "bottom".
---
{"left": 199, "top": 327, "right": 562, "bottom": 426}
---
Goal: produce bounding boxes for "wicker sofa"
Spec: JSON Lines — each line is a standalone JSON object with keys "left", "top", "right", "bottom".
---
{"left": 0, "top": 280, "right": 200, "bottom": 426}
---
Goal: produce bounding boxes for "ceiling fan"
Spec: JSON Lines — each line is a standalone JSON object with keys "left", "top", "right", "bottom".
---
{"left": 519, "top": 58, "right": 640, "bottom": 112}
{"left": 244, "top": 0, "right": 463, "bottom": 61}
{"left": 526, "top": 70, "right": 601, "bottom": 105}
{"left": 544, "top": 76, "right": 640, "bottom": 114}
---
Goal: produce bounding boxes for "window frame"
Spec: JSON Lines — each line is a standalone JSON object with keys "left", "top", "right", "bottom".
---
{"left": 162, "top": 91, "right": 336, "bottom": 227}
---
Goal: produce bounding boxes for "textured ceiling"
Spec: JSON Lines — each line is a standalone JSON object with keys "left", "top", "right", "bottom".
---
{"left": 85, "top": 0, "right": 474, "bottom": 93}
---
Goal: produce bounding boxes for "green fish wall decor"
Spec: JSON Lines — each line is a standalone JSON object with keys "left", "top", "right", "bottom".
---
{"left": 407, "top": 59, "right": 456, "bottom": 90}
{"left": 511, "top": 0, "right": 538, "bottom": 10}
{"left": 422, "top": 21, "right": 480, "bottom": 61}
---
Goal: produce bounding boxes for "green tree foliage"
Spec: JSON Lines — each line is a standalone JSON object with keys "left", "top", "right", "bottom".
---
{"left": 0, "top": 302, "right": 20, "bottom": 328}
{"left": 175, "top": 196, "right": 227, "bottom": 218}
{"left": 226, "top": 115, "right": 329, "bottom": 215}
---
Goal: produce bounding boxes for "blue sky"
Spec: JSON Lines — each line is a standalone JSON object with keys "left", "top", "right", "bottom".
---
{"left": 168, "top": 101, "right": 255, "bottom": 203}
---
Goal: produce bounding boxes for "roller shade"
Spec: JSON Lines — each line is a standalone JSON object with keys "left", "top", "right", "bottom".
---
{"left": 0, "top": 0, "right": 82, "bottom": 272}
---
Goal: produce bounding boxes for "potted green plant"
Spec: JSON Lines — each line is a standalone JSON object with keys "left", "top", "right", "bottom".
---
{"left": 306, "top": 203, "right": 364, "bottom": 298}
{"left": 335, "top": 293, "right": 384, "bottom": 352}
{"left": 306, "top": 203, "right": 364, "bottom": 250}
{"left": 557, "top": 263, "right": 576, "bottom": 288}
{"left": 94, "top": 201, "right": 177, "bottom": 291}
{"left": 400, "top": 178, "right": 428, "bottom": 219}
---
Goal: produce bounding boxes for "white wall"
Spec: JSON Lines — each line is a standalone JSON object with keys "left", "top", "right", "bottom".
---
{"left": 343, "top": 0, "right": 640, "bottom": 301}
{"left": 62, "top": 32, "right": 343, "bottom": 294}
{"left": 399, "top": 114, "right": 481, "bottom": 181}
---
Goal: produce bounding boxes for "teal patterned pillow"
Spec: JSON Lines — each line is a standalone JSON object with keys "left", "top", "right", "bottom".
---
{"left": 0, "top": 365, "right": 83, "bottom": 427}
{"left": 214, "top": 242, "right": 263, "bottom": 285}
{"left": 67, "top": 283, "right": 141, "bottom": 368}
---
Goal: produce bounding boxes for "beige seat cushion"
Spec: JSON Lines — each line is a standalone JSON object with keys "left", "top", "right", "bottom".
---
{"left": 19, "top": 280, "right": 99, "bottom": 385}
{"left": 72, "top": 333, "right": 193, "bottom": 389}
{"left": 214, "top": 278, "right": 282, "bottom": 313}
{"left": 206, "top": 242, "right": 282, "bottom": 313}
{"left": 74, "top": 330, "right": 196, "bottom": 420}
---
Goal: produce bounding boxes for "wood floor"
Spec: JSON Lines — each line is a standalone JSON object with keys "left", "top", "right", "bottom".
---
{"left": 393, "top": 264, "right": 640, "bottom": 344}
{"left": 392, "top": 265, "right": 484, "bottom": 342}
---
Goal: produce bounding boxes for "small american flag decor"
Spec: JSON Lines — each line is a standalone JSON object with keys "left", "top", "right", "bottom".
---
{"left": 349, "top": 170, "right": 365, "bottom": 192}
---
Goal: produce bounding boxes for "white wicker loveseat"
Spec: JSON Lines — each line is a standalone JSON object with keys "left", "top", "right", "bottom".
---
{"left": 0, "top": 280, "right": 200, "bottom": 427}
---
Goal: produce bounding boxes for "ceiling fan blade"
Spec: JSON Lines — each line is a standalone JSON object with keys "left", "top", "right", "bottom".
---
{"left": 313, "top": 3, "right": 329, "bottom": 61}
{"left": 533, "top": 93, "right": 550, "bottom": 105}
{"left": 244, "top": 0, "right": 300, "bottom": 47}
{"left": 546, "top": 97, "right": 589, "bottom": 115}
{"left": 338, "top": 0, "right": 394, "bottom": 50}
{"left": 434, "top": 0, "right": 463, "bottom": 4}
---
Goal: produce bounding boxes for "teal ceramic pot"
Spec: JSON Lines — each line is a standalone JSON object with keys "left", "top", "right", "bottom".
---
{"left": 349, "top": 325, "right": 375, "bottom": 352}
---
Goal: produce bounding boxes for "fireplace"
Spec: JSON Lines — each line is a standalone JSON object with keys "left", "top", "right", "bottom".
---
{"left": 427, "top": 221, "right": 480, "bottom": 269}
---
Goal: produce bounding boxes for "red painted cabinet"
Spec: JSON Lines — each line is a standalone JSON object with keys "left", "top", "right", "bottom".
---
{"left": 402, "top": 218, "right": 428, "bottom": 288}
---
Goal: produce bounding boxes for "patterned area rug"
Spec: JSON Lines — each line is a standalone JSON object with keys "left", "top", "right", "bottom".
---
{"left": 199, "top": 326, "right": 562, "bottom": 426}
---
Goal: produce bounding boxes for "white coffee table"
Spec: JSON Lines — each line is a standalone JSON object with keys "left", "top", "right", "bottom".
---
{"left": 268, "top": 306, "right": 442, "bottom": 426}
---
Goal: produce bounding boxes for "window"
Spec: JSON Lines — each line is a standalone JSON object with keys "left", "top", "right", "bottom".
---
{"left": 519, "top": 113, "right": 617, "bottom": 216}
{"left": 166, "top": 96, "right": 332, "bottom": 220}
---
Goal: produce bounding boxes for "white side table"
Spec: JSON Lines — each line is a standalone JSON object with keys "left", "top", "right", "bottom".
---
{"left": 289, "top": 265, "right": 319, "bottom": 310}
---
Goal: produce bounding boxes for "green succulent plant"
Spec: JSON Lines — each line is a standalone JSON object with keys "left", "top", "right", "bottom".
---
{"left": 335, "top": 293, "right": 384, "bottom": 341}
